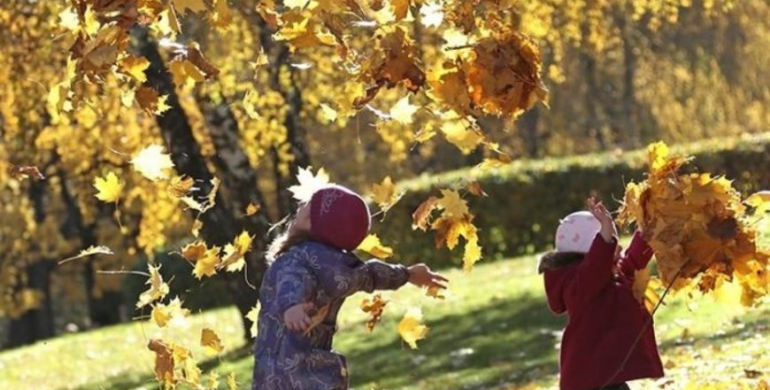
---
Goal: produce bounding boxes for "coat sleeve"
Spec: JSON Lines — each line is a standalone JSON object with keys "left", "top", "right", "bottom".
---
{"left": 618, "top": 230, "right": 655, "bottom": 282}
{"left": 273, "top": 256, "right": 318, "bottom": 316}
{"left": 357, "top": 260, "right": 409, "bottom": 293}
{"left": 565, "top": 233, "right": 617, "bottom": 311}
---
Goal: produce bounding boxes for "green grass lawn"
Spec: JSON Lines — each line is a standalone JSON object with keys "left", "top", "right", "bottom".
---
{"left": 2, "top": 239, "right": 768, "bottom": 390}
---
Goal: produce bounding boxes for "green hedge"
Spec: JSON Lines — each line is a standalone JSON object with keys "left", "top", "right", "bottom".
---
{"left": 373, "top": 133, "right": 770, "bottom": 268}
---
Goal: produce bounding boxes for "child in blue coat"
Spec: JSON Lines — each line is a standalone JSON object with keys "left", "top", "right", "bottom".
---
{"left": 252, "top": 185, "right": 447, "bottom": 390}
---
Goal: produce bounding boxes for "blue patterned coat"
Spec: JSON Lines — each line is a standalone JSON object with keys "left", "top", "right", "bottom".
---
{"left": 252, "top": 240, "right": 409, "bottom": 390}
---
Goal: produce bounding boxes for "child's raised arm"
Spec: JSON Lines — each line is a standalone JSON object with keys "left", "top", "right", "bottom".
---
{"left": 358, "top": 261, "right": 448, "bottom": 293}
{"left": 566, "top": 199, "right": 618, "bottom": 310}
{"left": 618, "top": 230, "right": 654, "bottom": 281}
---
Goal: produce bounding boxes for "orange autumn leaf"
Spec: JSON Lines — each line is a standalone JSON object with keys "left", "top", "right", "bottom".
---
{"left": 360, "top": 294, "right": 388, "bottom": 332}
{"left": 412, "top": 196, "right": 439, "bottom": 231}
{"left": 147, "top": 339, "right": 176, "bottom": 387}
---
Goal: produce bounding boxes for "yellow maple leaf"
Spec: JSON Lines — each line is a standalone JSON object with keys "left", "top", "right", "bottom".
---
{"left": 207, "top": 372, "right": 220, "bottom": 390}
{"left": 398, "top": 307, "right": 429, "bottom": 349}
{"left": 58, "top": 245, "right": 114, "bottom": 265}
{"left": 131, "top": 144, "right": 175, "bottom": 182}
{"left": 319, "top": 103, "right": 337, "bottom": 123}
{"left": 137, "top": 264, "right": 170, "bottom": 308}
{"left": 227, "top": 373, "right": 241, "bottom": 390}
{"left": 120, "top": 56, "right": 150, "bottom": 83}
{"left": 169, "top": 59, "right": 206, "bottom": 87}
{"left": 93, "top": 172, "right": 123, "bottom": 203}
{"left": 746, "top": 191, "right": 770, "bottom": 215}
{"left": 419, "top": 1, "right": 444, "bottom": 28}
{"left": 168, "top": 175, "right": 195, "bottom": 198}
{"left": 152, "top": 297, "right": 190, "bottom": 328}
{"left": 201, "top": 328, "right": 224, "bottom": 354}
{"left": 288, "top": 166, "right": 331, "bottom": 202}
{"left": 440, "top": 118, "right": 483, "bottom": 154}
{"left": 390, "top": 95, "right": 420, "bottom": 124}
{"left": 246, "top": 203, "right": 261, "bottom": 216}
{"left": 59, "top": 7, "right": 79, "bottom": 32}
{"left": 436, "top": 189, "right": 469, "bottom": 218}
{"left": 371, "top": 176, "right": 402, "bottom": 211}
{"left": 82, "top": 6, "right": 100, "bottom": 36}
{"left": 463, "top": 234, "right": 482, "bottom": 272}
{"left": 357, "top": 234, "right": 394, "bottom": 259}
{"left": 193, "top": 247, "right": 221, "bottom": 279}
{"left": 192, "top": 219, "right": 203, "bottom": 237}
{"left": 208, "top": 0, "right": 233, "bottom": 30}
{"left": 246, "top": 303, "right": 260, "bottom": 338}
{"left": 219, "top": 231, "right": 253, "bottom": 272}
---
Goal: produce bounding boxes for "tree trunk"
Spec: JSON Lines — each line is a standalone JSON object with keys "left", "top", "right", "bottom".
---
{"left": 8, "top": 181, "right": 55, "bottom": 347}
{"left": 57, "top": 168, "right": 125, "bottom": 327}
{"left": 135, "top": 27, "right": 263, "bottom": 340}
{"left": 519, "top": 107, "right": 541, "bottom": 157}
{"left": 616, "top": 6, "right": 639, "bottom": 148}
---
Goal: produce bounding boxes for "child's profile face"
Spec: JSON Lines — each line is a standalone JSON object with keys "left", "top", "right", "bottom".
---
{"left": 292, "top": 202, "right": 312, "bottom": 233}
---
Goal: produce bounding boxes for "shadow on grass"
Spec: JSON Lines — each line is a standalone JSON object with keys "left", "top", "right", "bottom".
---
{"left": 347, "top": 293, "right": 565, "bottom": 390}
{"left": 658, "top": 312, "right": 769, "bottom": 352}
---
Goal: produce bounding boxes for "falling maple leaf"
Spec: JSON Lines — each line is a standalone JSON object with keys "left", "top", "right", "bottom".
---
{"left": 219, "top": 231, "right": 253, "bottom": 272}
{"left": 8, "top": 165, "right": 45, "bottom": 180}
{"left": 58, "top": 245, "right": 114, "bottom": 265}
{"left": 390, "top": 95, "right": 420, "bottom": 124}
{"left": 192, "top": 219, "right": 203, "bottom": 237}
{"left": 288, "top": 166, "right": 331, "bottom": 202}
{"left": 193, "top": 246, "right": 221, "bottom": 279}
{"left": 181, "top": 241, "right": 207, "bottom": 262}
{"left": 135, "top": 87, "right": 171, "bottom": 116}
{"left": 120, "top": 56, "right": 150, "bottom": 83}
{"left": 147, "top": 339, "right": 176, "bottom": 387}
{"left": 412, "top": 196, "right": 439, "bottom": 231}
{"left": 132, "top": 144, "right": 175, "bottom": 182}
{"left": 398, "top": 307, "right": 429, "bottom": 349}
{"left": 466, "top": 182, "right": 487, "bottom": 197}
{"left": 360, "top": 294, "right": 388, "bottom": 332}
{"left": 746, "top": 191, "right": 770, "bottom": 215}
{"left": 181, "top": 177, "right": 220, "bottom": 213}
{"left": 436, "top": 189, "right": 469, "bottom": 218}
{"left": 201, "top": 328, "right": 224, "bottom": 354}
{"left": 420, "top": 1, "right": 444, "bottom": 28}
{"left": 357, "top": 234, "right": 394, "bottom": 259}
{"left": 426, "top": 286, "right": 445, "bottom": 299}
{"left": 246, "top": 303, "right": 260, "bottom": 338}
{"left": 463, "top": 234, "right": 482, "bottom": 272}
{"left": 319, "top": 103, "right": 338, "bottom": 123}
{"left": 137, "top": 264, "right": 170, "bottom": 308}
{"left": 227, "top": 373, "right": 241, "bottom": 390}
{"left": 246, "top": 203, "right": 261, "bottom": 216}
{"left": 93, "top": 172, "right": 123, "bottom": 203}
{"left": 168, "top": 175, "right": 195, "bottom": 198}
{"left": 152, "top": 297, "right": 190, "bottom": 328}
{"left": 371, "top": 176, "right": 402, "bottom": 211}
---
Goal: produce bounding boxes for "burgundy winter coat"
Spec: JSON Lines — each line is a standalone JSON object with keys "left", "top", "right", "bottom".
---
{"left": 542, "top": 231, "right": 664, "bottom": 390}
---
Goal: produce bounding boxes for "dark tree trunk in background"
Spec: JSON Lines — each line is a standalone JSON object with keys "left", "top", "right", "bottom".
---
{"left": 136, "top": 27, "right": 268, "bottom": 340}
{"left": 57, "top": 168, "right": 124, "bottom": 327}
{"left": 519, "top": 107, "right": 541, "bottom": 157}
{"left": 8, "top": 181, "right": 55, "bottom": 348}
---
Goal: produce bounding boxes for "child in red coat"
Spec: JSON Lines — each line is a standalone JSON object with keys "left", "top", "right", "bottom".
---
{"left": 539, "top": 198, "right": 664, "bottom": 390}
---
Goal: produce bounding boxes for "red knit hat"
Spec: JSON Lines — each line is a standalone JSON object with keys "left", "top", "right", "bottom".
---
{"left": 309, "top": 185, "right": 371, "bottom": 251}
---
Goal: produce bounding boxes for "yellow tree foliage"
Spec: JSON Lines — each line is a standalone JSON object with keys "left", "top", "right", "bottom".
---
{"left": 618, "top": 142, "right": 769, "bottom": 305}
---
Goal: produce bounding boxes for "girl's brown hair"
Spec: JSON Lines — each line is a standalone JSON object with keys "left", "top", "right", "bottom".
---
{"left": 537, "top": 251, "right": 584, "bottom": 274}
{"left": 265, "top": 221, "right": 310, "bottom": 264}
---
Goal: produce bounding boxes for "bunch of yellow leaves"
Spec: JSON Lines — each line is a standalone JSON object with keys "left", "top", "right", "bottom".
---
{"left": 618, "top": 142, "right": 769, "bottom": 306}
{"left": 413, "top": 189, "right": 482, "bottom": 272}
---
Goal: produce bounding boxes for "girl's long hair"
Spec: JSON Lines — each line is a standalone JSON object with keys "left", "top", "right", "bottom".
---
{"left": 265, "top": 219, "right": 310, "bottom": 264}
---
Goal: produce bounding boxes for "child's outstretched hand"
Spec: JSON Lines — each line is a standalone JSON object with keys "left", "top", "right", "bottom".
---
{"left": 587, "top": 197, "right": 618, "bottom": 243}
{"left": 407, "top": 264, "right": 449, "bottom": 290}
{"left": 284, "top": 302, "right": 313, "bottom": 332}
